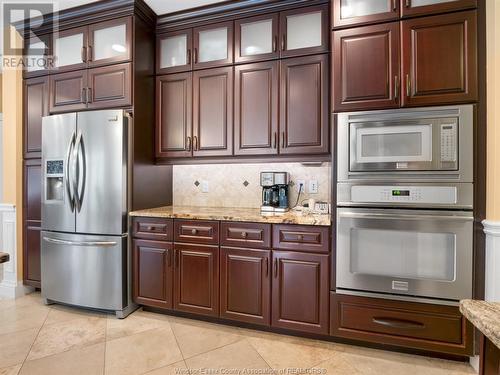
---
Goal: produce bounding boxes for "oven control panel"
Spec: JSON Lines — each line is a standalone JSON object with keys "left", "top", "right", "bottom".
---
{"left": 351, "top": 186, "right": 457, "bottom": 204}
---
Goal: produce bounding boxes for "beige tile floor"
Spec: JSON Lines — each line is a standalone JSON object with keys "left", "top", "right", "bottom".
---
{"left": 0, "top": 293, "right": 476, "bottom": 375}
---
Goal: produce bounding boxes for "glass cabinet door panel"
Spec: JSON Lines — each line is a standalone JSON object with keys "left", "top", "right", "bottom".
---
{"left": 286, "top": 12, "right": 322, "bottom": 51}
{"left": 26, "top": 41, "right": 48, "bottom": 72}
{"left": 198, "top": 27, "right": 228, "bottom": 62}
{"left": 340, "top": 0, "right": 391, "bottom": 18}
{"left": 93, "top": 24, "right": 127, "bottom": 61}
{"left": 411, "top": 0, "right": 457, "bottom": 6}
{"left": 161, "top": 34, "right": 188, "bottom": 68}
{"left": 54, "top": 32, "right": 84, "bottom": 68}
{"left": 241, "top": 19, "right": 273, "bottom": 56}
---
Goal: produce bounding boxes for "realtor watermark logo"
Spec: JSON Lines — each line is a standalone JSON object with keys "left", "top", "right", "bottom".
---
{"left": 1, "top": 1, "right": 58, "bottom": 70}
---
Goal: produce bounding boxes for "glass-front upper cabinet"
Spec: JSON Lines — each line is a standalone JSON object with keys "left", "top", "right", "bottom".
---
{"left": 24, "top": 35, "right": 51, "bottom": 77}
{"left": 280, "top": 5, "right": 329, "bottom": 58}
{"left": 88, "top": 17, "right": 132, "bottom": 67}
{"left": 157, "top": 30, "right": 192, "bottom": 74}
{"left": 332, "top": 0, "right": 399, "bottom": 28}
{"left": 401, "top": 0, "right": 477, "bottom": 17}
{"left": 53, "top": 26, "right": 87, "bottom": 72}
{"left": 193, "top": 21, "right": 233, "bottom": 69}
{"left": 235, "top": 14, "right": 279, "bottom": 63}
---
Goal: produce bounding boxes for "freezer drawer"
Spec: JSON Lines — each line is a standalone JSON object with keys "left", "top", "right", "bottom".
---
{"left": 41, "top": 231, "right": 127, "bottom": 311}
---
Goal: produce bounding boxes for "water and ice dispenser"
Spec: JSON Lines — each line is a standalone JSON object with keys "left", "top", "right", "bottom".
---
{"left": 45, "top": 160, "right": 64, "bottom": 202}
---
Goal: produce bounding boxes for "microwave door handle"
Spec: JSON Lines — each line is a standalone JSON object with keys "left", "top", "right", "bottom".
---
{"left": 65, "top": 131, "right": 76, "bottom": 212}
{"left": 339, "top": 211, "right": 473, "bottom": 222}
{"left": 43, "top": 237, "right": 117, "bottom": 247}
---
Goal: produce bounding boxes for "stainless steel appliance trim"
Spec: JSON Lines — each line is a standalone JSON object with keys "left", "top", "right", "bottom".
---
{"left": 337, "top": 105, "right": 474, "bottom": 183}
{"left": 43, "top": 237, "right": 118, "bottom": 247}
{"left": 65, "top": 131, "right": 76, "bottom": 212}
{"left": 338, "top": 211, "right": 474, "bottom": 222}
{"left": 75, "top": 131, "right": 87, "bottom": 212}
{"left": 72, "top": 131, "right": 82, "bottom": 212}
{"left": 334, "top": 289, "right": 460, "bottom": 307}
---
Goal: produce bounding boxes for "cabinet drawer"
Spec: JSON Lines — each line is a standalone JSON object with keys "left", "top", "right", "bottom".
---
{"left": 133, "top": 218, "right": 173, "bottom": 241}
{"left": 272, "top": 225, "right": 330, "bottom": 253}
{"left": 330, "top": 292, "right": 473, "bottom": 356}
{"left": 221, "top": 222, "right": 271, "bottom": 249}
{"left": 174, "top": 220, "right": 219, "bottom": 244}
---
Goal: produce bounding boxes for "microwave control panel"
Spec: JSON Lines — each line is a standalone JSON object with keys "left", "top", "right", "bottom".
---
{"left": 440, "top": 122, "right": 457, "bottom": 162}
{"left": 351, "top": 186, "right": 457, "bottom": 205}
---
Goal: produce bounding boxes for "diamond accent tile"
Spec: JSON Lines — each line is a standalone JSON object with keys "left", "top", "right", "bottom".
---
{"left": 194, "top": 181, "right": 200, "bottom": 187}
{"left": 243, "top": 181, "right": 249, "bottom": 187}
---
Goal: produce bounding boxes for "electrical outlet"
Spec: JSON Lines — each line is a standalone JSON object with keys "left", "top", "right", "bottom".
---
{"left": 296, "top": 180, "right": 305, "bottom": 193}
{"left": 201, "top": 180, "right": 209, "bottom": 193}
{"left": 309, "top": 180, "right": 318, "bottom": 194}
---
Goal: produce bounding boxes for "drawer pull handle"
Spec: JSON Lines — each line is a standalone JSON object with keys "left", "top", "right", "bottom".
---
{"left": 147, "top": 226, "right": 155, "bottom": 231}
{"left": 191, "top": 228, "right": 198, "bottom": 235}
{"left": 372, "top": 317, "right": 425, "bottom": 330}
{"left": 241, "top": 231, "right": 248, "bottom": 239}
{"left": 296, "top": 234, "right": 304, "bottom": 241}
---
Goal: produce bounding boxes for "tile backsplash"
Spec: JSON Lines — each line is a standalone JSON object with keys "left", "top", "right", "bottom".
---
{"left": 173, "top": 162, "right": 331, "bottom": 208}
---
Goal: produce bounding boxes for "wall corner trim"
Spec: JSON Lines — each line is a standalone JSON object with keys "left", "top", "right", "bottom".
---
{"left": 483, "top": 220, "right": 500, "bottom": 236}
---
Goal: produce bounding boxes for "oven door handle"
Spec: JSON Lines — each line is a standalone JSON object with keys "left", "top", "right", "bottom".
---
{"left": 339, "top": 211, "right": 473, "bottom": 222}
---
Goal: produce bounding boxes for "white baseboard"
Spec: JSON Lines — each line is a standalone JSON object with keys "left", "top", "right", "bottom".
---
{"left": 483, "top": 220, "right": 500, "bottom": 302}
{"left": 0, "top": 280, "right": 34, "bottom": 299}
{"left": 469, "top": 355, "right": 480, "bottom": 373}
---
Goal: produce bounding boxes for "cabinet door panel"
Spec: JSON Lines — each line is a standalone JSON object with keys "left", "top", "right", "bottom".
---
{"left": 24, "top": 223, "right": 41, "bottom": 287}
{"left": 49, "top": 70, "right": 87, "bottom": 113}
{"left": 333, "top": 22, "right": 400, "bottom": 112}
{"left": 24, "top": 159, "right": 42, "bottom": 222}
{"left": 156, "top": 73, "right": 193, "bottom": 158}
{"left": 333, "top": 0, "right": 399, "bottom": 28}
{"left": 220, "top": 247, "right": 271, "bottom": 326}
{"left": 235, "top": 14, "right": 279, "bottom": 63}
{"left": 87, "top": 63, "right": 132, "bottom": 109}
{"left": 53, "top": 26, "right": 87, "bottom": 72}
{"left": 174, "top": 243, "right": 219, "bottom": 317}
{"left": 88, "top": 17, "right": 132, "bottom": 67}
{"left": 272, "top": 251, "right": 329, "bottom": 334}
{"left": 157, "top": 30, "right": 192, "bottom": 74}
{"left": 402, "top": 11, "right": 477, "bottom": 107}
{"left": 280, "top": 55, "right": 329, "bottom": 155}
{"left": 234, "top": 61, "right": 278, "bottom": 155}
{"left": 133, "top": 240, "right": 173, "bottom": 309}
{"left": 24, "top": 77, "right": 49, "bottom": 158}
{"left": 401, "top": 0, "right": 477, "bottom": 18}
{"left": 194, "top": 22, "right": 233, "bottom": 69}
{"left": 193, "top": 67, "right": 233, "bottom": 157}
{"left": 24, "top": 35, "right": 51, "bottom": 77}
{"left": 280, "top": 5, "right": 329, "bottom": 58}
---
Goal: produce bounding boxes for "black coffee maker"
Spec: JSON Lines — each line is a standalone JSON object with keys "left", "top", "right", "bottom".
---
{"left": 260, "top": 172, "right": 290, "bottom": 212}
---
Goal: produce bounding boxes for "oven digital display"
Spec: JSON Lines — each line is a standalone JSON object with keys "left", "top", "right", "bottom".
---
{"left": 392, "top": 190, "right": 410, "bottom": 196}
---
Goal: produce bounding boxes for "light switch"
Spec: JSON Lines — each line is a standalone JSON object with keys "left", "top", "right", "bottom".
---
{"left": 309, "top": 180, "right": 318, "bottom": 194}
{"left": 201, "top": 180, "right": 209, "bottom": 193}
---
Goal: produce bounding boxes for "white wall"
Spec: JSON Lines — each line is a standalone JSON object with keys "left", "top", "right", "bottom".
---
{"left": 0, "top": 113, "right": 3, "bottom": 201}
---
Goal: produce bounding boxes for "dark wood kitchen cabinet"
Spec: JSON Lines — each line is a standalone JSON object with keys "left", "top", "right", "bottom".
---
{"left": 234, "top": 61, "right": 279, "bottom": 156}
{"left": 333, "top": 22, "right": 400, "bottom": 111}
{"left": 272, "top": 251, "right": 329, "bottom": 334}
{"left": 133, "top": 240, "right": 174, "bottom": 309}
{"left": 193, "top": 67, "right": 233, "bottom": 157}
{"left": 332, "top": 0, "right": 399, "bottom": 29}
{"left": 402, "top": 10, "right": 477, "bottom": 107}
{"left": 280, "top": 54, "right": 329, "bottom": 155}
{"left": 480, "top": 335, "right": 500, "bottom": 375}
{"left": 156, "top": 73, "right": 193, "bottom": 158}
{"left": 24, "top": 34, "right": 51, "bottom": 78}
{"left": 24, "top": 76, "right": 48, "bottom": 159}
{"left": 193, "top": 21, "right": 233, "bottom": 70}
{"left": 401, "top": 0, "right": 477, "bottom": 18}
{"left": 157, "top": 29, "right": 193, "bottom": 74}
{"left": 174, "top": 243, "right": 219, "bottom": 317}
{"left": 23, "top": 159, "right": 42, "bottom": 288}
{"left": 235, "top": 14, "right": 279, "bottom": 63}
{"left": 220, "top": 247, "right": 271, "bottom": 326}
{"left": 49, "top": 63, "right": 132, "bottom": 113}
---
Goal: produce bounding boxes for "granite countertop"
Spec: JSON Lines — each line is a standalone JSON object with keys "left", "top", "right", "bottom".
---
{"left": 129, "top": 206, "right": 331, "bottom": 226}
{"left": 460, "top": 299, "right": 500, "bottom": 349}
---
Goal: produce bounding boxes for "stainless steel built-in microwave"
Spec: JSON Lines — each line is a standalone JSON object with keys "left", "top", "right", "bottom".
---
{"left": 337, "top": 105, "right": 474, "bottom": 183}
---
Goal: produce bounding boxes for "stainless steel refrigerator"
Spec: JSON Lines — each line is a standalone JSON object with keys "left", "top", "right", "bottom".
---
{"left": 41, "top": 109, "right": 135, "bottom": 318}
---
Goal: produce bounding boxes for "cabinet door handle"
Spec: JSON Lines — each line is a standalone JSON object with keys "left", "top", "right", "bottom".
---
{"left": 87, "top": 45, "right": 92, "bottom": 62}
{"left": 193, "top": 136, "right": 198, "bottom": 151}
{"left": 273, "top": 35, "right": 278, "bottom": 52}
{"left": 87, "top": 87, "right": 92, "bottom": 103}
{"left": 281, "top": 35, "right": 286, "bottom": 51}
{"left": 281, "top": 132, "right": 285, "bottom": 149}
{"left": 273, "top": 132, "right": 277, "bottom": 149}
{"left": 187, "top": 136, "right": 192, "bottom": 151}
{"left": 191, "top": 228, "right": 198, "bottom": 235}
{"left": 193, "top": 48, "right": 198, "bottom": 64}
{"left": 394, "top": 76, "right": 399, "bottom": 101}
{"left": 187, "top": 49, "right": 192, "bottom": 65}
{"left": 81, "top": 46, "right": 87, "bottom": 63}
{"left": 175, "top": 250, "right": 179, "bottom": 268}
{"left": 273, "top": 259, "right": 278, "bottom": 278}
{"left": 392, "top": 0, "right": 397, "bottom": 11}
{"left": 81, "top": 88, "right": 87, "bottom": 103}
{"left": 266, "top": 258, "right": 269, "bottom": 276}
{"left": 373, "top": 317, "right": 425, "bottom": 330}
{"left": 406, "top": 74, "right": 411, "bottom": 98}
{"left": 405, "top": 0, "right": 411, "bottom": 7}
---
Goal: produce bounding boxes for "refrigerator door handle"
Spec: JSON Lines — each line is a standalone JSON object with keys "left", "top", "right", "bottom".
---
{"left": 43, "top": 237, "right": 117, "bottom": 247}
{"left": 73, "top": 131, "right": 87, "bottom": 212}
{"left": 65, "top": 131, "right": 76, "bottom": 212}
